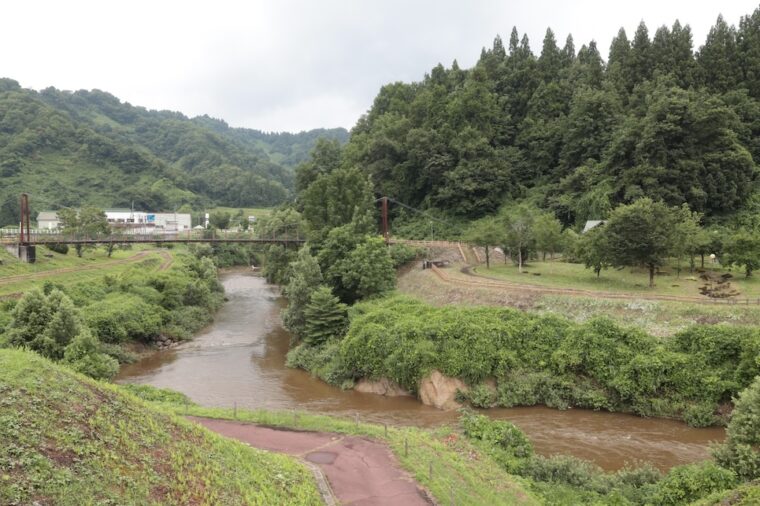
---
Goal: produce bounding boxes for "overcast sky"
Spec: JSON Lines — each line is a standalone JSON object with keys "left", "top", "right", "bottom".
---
{"left": 3, "top": 1, "right": 758, "bottom": 132}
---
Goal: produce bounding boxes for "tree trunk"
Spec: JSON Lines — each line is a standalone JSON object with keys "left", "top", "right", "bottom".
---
{"left": 596, "top": 267, "right": 601, "bottom": 278}
{"left": 649, "top": 264, "right": 655, "bottom": 287}
{"left": 485, "top": 245, "right": 490, "bottom": 269}
{"left": 701, "top": 253, "right": 705, "bottom": 268}
{"left": 542, "top": 251, "right": 546, "bottom": 261}
{"left": 518, "top": 247, "right": 523, "bottom": 273}
{"left": 689, "top": 255, "right": 695, "bottom": 273}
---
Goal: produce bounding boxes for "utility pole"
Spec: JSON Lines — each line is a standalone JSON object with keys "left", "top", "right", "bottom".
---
{"left": 19, "top": 193, "right": 30, "bottom": 245}
{"left": 381, "top": 196, "right": 389, "bottom": 244}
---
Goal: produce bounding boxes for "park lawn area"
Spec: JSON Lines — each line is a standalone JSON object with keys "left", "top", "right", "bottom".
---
{"left": 398, "top": 265, "right": 760, "bottom": 337}
{"left": 128, "top": 385, "right": 539, "bottom": 506}
{"left": 207, "top": 206, "right": 273, "bottom": 221}
{"left": 0, "top": 246, "right": 174, "bottom": 297}
{"left": 0, "top": 349, "right": 322, "bottom": 505}
{"left": 0, "top": 244, "right": 151, "bottom": 276}
{"left": 476, "top": 260, "right": 760, "bottom": 299}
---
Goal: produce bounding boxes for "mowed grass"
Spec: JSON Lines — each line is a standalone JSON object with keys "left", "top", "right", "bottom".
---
{"left": 477, "top": 260, "right": 760, "bottom": 299}
{"left": 0, "top": 246, "right": 170, "bottom": 297}
{"left": 207, "top": 207, "right": 273, "bottom": 221}
{"left": 140, "top": 399, "right": 540, "bottom": 506}
{"left": 0, "top": 349, "right": 322, "bottom": 506}
{"left": 398, "top": 266, "right": 760, "bottom": 337}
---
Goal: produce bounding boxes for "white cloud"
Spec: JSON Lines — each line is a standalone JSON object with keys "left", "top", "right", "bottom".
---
{"left": 2, "top": 0, "right": 758, "bottom": 131}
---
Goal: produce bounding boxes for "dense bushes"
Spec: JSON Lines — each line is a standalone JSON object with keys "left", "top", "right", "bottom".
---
{"left": 0, "top": 289, "right": 118, "bottom": 379}
{"left": 714, "top": 376, "right": 760, "bottom": 480}
{"left": 85, "top": 294, "right": 163, "bottom": 343}
{"left": 0, "top": 251, "right": 225, "bottom": 379}
{"left": 325, "top": 296, "right": 760, "bottom": 425}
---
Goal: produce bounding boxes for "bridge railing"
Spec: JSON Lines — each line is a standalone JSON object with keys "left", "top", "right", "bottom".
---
{"left": 0, "top": 228, "right": 303, "bottom": 244}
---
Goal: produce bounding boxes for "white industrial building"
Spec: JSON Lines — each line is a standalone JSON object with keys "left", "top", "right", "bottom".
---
{"left": 36, "top": 209, "right": 192, "bottom": 234}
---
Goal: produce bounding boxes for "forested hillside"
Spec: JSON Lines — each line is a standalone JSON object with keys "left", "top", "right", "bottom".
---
{"left": 344, "top": 8, "right": 760, "bottom": 226}
{"left": 0, "top": 79, "right": 347, "bottom": 225}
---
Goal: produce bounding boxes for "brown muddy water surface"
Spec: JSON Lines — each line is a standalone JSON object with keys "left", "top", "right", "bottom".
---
{"left": 117, "top": 272, "right": 725, "bottom": 471}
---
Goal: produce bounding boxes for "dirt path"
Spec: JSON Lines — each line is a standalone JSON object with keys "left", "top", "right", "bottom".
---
{"left": 0, "top": 250, "right": 171, "bottom": 286}
{"left": 191, "top": 417, "right": 434, "bottom": 506}
{"left": 434, "top": 264, "right": 740, "bottom": 305}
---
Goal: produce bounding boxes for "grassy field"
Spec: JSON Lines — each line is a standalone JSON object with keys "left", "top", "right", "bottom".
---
{"left": 142, "top": 396, "right": 539, "bottom": 506}
{"left": 207, "top": 206, "right": 274, "bottom": 221}
{"left": 398, "top": 266, "right": 760, "bottom": 337}
{"left": 474, "top": 260, "right": 760, "bottom": 299}
{"left": 0, "top": 349, "right": 322, "bottom": 505}
{"left": 0, "top": 246, "right": 172, "bottom": 297}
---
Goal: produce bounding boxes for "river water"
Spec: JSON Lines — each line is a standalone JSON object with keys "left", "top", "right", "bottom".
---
{"left": 117, "top": 271, "right": 725, "bottom": 471}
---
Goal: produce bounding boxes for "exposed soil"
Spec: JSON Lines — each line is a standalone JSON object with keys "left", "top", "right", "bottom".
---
{"left": 190, "top": 417, "right": 434, "bottom": 506}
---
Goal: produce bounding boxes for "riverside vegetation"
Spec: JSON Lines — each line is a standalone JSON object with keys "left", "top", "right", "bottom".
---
{"left": 0, "top": 247, "right": 224, "bottom": 379}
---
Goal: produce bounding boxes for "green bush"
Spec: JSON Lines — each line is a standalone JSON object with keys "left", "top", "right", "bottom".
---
{"left": 714, "top": 376, "right": 760, "bottom": 480}
{"left": 333, "top": 295, "right": 760, "bottom": 426}
{"left": 44, "top": 243, "right": 69, "bottom": 255}
{"left": 62, "top": 331, "right": 119, "bottom": 380}
{"left": 652, "top": 462, "right": 737, "bottom": 505}
{"left": 85, "top": 294, "right": 163, "bottom": 343}
{"left": 388, "top": 243, "right": 422, "bottom": 268}
{"left": 468, "top": 384, "right": 496, "bottom": 408}
{"left": 684, "top": 403, "right": 718, "bottom": 428}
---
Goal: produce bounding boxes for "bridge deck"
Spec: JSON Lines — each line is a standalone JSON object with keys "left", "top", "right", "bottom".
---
{"left": 0, "top": 236, "right": 305, "bottom": 245}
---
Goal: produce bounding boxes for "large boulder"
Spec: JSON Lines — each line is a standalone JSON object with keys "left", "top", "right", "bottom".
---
{"left": 418, "top": 370, "right": 468, "bottom": 410}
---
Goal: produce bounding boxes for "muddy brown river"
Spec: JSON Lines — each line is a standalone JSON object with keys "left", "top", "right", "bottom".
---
{"left": 117, "top": 271, "right": 725, "bottom": 471}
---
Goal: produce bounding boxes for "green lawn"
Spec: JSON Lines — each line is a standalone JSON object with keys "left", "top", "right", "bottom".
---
{"left": 207, "top": 206, "right": 274, "bottom": 221}
{"left": 477, "top": 260, "right": 760, "bottom": 299}
{"left": 0, "top": 349, "right": 322, "bottom": 505}
{"left": 0, "top": 246, "right": 171, "bottom": 297}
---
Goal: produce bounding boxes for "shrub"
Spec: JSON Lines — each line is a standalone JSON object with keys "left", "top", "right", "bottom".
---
{"left": 652, "top": 462, "right": 736, "bottom": 505}
{"left": 388, "top": 243, "right": 422, "bottom": 268}
{"left": 45, "top": 243, "right": 69, "bottom": 255}
{"left": 63, "top": 331, "right": 119, "bottom": 380}
{"left": 522, "top": 455, "right": 608, "bottom": 492}
{"left": 468, "top": 384, "right": 496, "bottom": 408}
{"left": 460, "top": 410, "right": 533, "bottom": 462}
{"left": 683, "top": 403, "right": 718, "bottom": 428}
{"left": 714, "top": 376, "right": 760, "bottom": 480}
{"left": 85, "top": 294, "right": 163, "bottom": 343}
{"left": 285, "top": 341, "right": 349, "bottom": 386}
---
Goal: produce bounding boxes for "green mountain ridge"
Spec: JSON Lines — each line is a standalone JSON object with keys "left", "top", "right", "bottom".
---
{"left": 344, "top": 8, "right": 760, "bottom": 226}
{"left": 0, "top": 78, "right": 348, "bottom": 225}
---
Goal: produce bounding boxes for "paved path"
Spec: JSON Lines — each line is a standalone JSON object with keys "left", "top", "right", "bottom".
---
{"left": 191, "top": 417, "right": 433, "bottom": 506}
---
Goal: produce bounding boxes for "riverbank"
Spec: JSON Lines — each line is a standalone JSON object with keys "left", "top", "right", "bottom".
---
{"left": 294, "top": 294, "right": 758, "bottom": 428}
{"left": 118, "top": 271, "right": 726, "bottom": 473}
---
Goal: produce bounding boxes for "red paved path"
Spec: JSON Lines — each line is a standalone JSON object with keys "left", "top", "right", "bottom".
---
{"left": 190, "top": 417, "right": 434, "bottom": 506}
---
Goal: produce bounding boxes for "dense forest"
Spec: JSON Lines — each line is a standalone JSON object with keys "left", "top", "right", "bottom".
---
{"left": 343, "top": 8, "right": 760, "bottom": 227}
{"left": 0, "top": 79, "right": 347, "bottom": 225}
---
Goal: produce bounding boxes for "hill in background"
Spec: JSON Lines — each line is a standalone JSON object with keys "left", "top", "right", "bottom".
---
{"left": 0, "top": 78, "right": 347, "bottom": 226}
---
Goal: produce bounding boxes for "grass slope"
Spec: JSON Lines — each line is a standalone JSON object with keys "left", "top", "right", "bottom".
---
{"left": 0, "top": 349, "right": 322, "bottom": 505}
{"left": 0, "top": 246, "right": 167, "bottom": 297}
